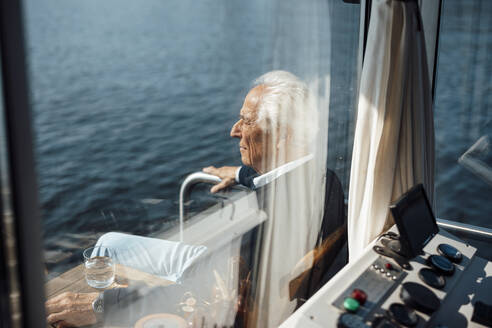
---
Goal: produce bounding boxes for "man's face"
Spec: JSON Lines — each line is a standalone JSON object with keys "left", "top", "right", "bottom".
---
{"left": 230, "top": 86, "right": 268, "bottom": 172}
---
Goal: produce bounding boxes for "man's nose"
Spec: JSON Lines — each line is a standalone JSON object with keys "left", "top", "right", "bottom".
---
{"left": 230, "top": 121, "right": 241, "bottom": 138}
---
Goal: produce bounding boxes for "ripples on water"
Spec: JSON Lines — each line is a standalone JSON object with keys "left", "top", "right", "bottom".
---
{"left": 26, "top": 0, "right": 270, "bottom": 272}
{"left": 23, "top": 0, "right": 491, "bottom": 274}
{"left": 26, "top": 0, "right": 354, "bottom": 274}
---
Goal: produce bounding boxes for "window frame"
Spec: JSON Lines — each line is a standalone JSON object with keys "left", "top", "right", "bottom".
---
{"left": 0, "top": 1, "right": 46, "bottom": 327}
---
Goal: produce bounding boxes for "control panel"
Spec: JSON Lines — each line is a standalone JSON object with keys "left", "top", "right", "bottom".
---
{"left": 280, "top": 228, "right": 492, "bottom": 327}
{"left": 332, "top": 257, "right": 406, "bottom": 320}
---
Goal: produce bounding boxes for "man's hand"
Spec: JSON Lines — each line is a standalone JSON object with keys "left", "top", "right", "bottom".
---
{"left": 202, "top": 166, "right": 239, "bottom": 193}
{"left": 46, "top": 292, "right": 99, "bottom": 327}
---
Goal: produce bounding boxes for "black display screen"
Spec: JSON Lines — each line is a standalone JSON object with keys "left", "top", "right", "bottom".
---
{"left": 390, "top": 184, "right": 439, "bottom": 257}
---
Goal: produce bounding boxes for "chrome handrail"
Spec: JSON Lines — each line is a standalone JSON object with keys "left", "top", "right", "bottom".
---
{"left": 179, "top": 176, "right": 492, "bottom": 245}
{"left": 437, "top": 218, "right": 492, "bottom": 242}
{"left": 179, "top": 172, "right": 221, "bottom": 242}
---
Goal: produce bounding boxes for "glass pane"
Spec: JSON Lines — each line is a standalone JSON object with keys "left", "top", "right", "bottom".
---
{"left": 24, "top": 0, "right": 359, "bottom": 326}
{"left": 434, "top": 0, "right": 492, "bottom": 229}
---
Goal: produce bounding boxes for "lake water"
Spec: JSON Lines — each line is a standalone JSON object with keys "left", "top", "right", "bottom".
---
{"left": 22, "top": 0, "right": 491, "bottom": 274}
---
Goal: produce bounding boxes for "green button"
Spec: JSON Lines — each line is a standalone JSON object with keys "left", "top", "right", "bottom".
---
{"left": 343, "top": 297, "right": 360, "bottom": 312}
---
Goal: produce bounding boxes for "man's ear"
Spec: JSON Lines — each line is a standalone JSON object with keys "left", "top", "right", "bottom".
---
{"left": 276, "top": 126, "right": 292, "bottom": 149}
{"left": 275, "top": 133, "right": 286, "bottom": 150}
{"left": 275, "top": 133, "right": 291, "bottom": 162}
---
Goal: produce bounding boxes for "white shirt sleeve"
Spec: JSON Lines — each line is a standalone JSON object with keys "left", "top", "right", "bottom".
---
{"left": 235, "top": 166, "right": 241, "bottom": 183}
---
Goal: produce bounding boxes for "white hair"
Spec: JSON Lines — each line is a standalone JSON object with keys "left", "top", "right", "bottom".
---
{"left": 253, "top": 70, "right": 317, "bottom": 151}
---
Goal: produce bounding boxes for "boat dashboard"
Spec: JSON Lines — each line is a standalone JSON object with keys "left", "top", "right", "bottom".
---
{"left": 281, "top": 226, "right": 492, "bottom": 327}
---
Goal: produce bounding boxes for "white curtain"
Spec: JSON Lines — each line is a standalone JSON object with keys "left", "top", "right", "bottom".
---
{"left": 348, "top": 0, "right": 435, "bottom": 261}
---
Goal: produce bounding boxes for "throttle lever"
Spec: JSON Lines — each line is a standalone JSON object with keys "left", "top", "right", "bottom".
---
{"left": 373, "top": 245, "right": 412, "bottom": 271}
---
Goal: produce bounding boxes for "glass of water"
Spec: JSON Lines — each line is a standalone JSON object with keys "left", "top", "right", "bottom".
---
{"left": 83, "top": 246, "right": 115, "bottom": 289}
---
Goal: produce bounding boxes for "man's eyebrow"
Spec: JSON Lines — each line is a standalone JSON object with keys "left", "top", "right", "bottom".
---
{"left": 240, "top": 114, "right": 252, "bottom": 121}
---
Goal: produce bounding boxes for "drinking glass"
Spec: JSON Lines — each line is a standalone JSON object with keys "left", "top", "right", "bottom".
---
{"left": 83, "top": 246, "right": 115, "bottom": 288}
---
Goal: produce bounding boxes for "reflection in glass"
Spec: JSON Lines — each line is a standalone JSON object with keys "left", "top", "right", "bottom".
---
{"left": 459, "top": 135, "right": 492, "bottom": 186}
{"left": 83, "top": 246, "right": 115, "bottom": 289}
{"left": 23, "top": 0, "right": 359, "bottom": 326}
{"left": 82, "top": 71, "right": 347, "bottom": 327}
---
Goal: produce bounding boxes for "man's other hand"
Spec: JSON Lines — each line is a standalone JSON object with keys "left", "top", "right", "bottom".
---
{"left": 202, "top": 166, "right": 239, "bottom": 193}
{"left": 46, "top": 292, "right": 99, "bottom": 327}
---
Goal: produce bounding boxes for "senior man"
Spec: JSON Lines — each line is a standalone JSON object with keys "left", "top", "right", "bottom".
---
{"left": 203, "top": 71, "right": 347, "bottom": 326}
{"left": 46, "top": 71, "right": 346, "bottom": 328}
{"left": 204, "top": 71, "right": 319, "bottom": 193}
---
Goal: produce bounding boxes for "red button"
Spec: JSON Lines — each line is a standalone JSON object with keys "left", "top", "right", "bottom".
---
{"left": 350, "top": 289, "right": 367, "bottom": 305}
{"left": 385, "top": 263, "right": 392, "bottom": 270}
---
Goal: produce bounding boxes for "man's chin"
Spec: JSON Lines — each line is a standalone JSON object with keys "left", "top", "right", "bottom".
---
{"left": 240, "top": 156, "right": 251, "bottom": 167}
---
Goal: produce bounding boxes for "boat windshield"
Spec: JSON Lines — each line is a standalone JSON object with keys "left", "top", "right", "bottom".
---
{"left": 23, "top": 0, "right": 360, "bottom": 326}
{"left": 433, "top": 0, "right": 492, "bottom": 230}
